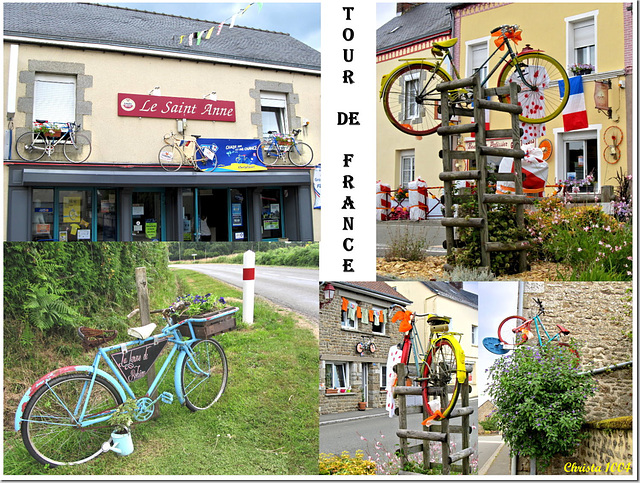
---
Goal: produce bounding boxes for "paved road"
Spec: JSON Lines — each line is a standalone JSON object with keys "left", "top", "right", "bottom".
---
{"left": 170, "top": 263, "right": 319, "bottom": 322}
{"left": 320, "top": 397, "right": 479, "bottom": 471}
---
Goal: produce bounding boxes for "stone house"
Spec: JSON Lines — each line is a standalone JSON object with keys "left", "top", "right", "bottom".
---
{"left": 319, "top": 281, "right": 410, "bottom": 415}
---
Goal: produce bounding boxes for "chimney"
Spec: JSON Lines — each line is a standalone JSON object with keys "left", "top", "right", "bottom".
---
{"left": 396, "top": 3, "right": 420, "bottom": 15}
{"left": 450, "top": 282, "right": 464, "bottom": 291}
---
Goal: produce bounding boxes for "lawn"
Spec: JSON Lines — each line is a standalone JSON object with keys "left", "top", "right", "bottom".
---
{"left": 3, "top": 269, "right": 319, "bottom": 476}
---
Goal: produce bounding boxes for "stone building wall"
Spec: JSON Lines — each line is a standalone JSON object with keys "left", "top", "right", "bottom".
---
{"left": 522, "top": 282, "right": 633, "bottom": 421}
{"left": 319, "top": 285, "right": 406, "bottom": 415}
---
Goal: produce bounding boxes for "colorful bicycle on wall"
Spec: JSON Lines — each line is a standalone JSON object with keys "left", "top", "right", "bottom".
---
{"left": 16, "top": 120, "right": 92, "bottom": 163}
{"left": 483, "top": 298, "right": 579, "bottom": 361}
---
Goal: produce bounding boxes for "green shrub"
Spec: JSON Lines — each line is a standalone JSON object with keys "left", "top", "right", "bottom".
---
{"left": 385, "top": 228, "right": 426, "bottom": 261}
{"left": 319, "top": 450, "right": 376, "bottom": 475}
{"left": 486, "top": 343, "right": 596, "bottom": 472}
{"left": 479, "top": 414, "right": 499, "bottom": 432}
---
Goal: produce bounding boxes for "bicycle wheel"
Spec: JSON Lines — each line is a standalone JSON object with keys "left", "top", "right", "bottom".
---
{"left": 181, "top": 338, "right": 228, "bottom": 411}
{"left": 421, "top": 338, "right": 461, "bottom": 420}
{"left": 497, "top": 52, "right": 570, "bottom": 124}
{"left": 381, "top": 62, "right": 452, "bottom": 136}
{"left": 63, "top": 133, "right": 92, "bottom": 163}
{"left": 604, "top": 126, "right": 623, "bottom": 147}
{"left": 21, "top": 372, "right": 123, "bottom": 467}
{"left": 603, "top": 145, "right": 621, "bottom": 164}
{"left": 16, "top": 132, "right": 46, "bottom": 161}
{"left": 287, "top": 142, "right": 313, "bottom": 166}
{"left": 497, "top": 315, "right": 528, "bottom": 347}
{"left": 355, "top": 342, "right": 364, "bottom": 354}
{"left": 368, "top": 342, "right": 377, "bottom": 354}
{"left": 557, "top": 342, "right": 580, "bottom": 364}
{"left": 195, "top": 153, "right": 217, "bottom": 171}
{"left": 158, "top": 144, "right": 184, "bottom": 171}
{"left": 256, "top": 142, "right": 279, "bottom": 165}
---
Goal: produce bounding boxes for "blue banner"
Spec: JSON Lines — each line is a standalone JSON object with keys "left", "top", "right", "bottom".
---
{"left": 194, "top": 138, "right": 266, "bottom": 172}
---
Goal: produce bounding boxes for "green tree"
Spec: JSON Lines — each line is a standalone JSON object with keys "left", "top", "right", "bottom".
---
{"left": 486, "top": 344, "right": 596, "bottom": 472}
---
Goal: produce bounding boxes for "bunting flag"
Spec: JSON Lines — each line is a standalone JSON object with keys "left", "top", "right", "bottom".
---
{"left": 176, "top": 2, "right": 262, "bottom": 45}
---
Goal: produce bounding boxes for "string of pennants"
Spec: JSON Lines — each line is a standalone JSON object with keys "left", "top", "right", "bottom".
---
{"left": 177, "top": 2, "right": 263, "bottom": 46}
{"left": 341, "top": 297, "right": 389, "bottom": 326}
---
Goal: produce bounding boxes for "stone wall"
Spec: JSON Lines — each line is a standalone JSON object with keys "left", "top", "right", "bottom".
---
{"left": 522, "top": 282, "right": 633, "bottom": 421}
{"left": 319, "top": 285, "right": 405, "bottom": 415}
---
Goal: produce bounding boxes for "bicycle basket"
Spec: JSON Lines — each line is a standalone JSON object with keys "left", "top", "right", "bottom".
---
{"left": 78, "top": 326, "right": 118, "bottom": 350}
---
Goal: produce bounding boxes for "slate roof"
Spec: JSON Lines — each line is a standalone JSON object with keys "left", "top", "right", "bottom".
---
{"left": 422, "top": 282, "right": 478, "bottom": 309}
{"left": 3, "top": 2, "right": 320, "bottom": 72}
{"left": 333, "top": 281, "right": 411, "bottom": 305}
{"left": 377, "top": 2, "right": 454, "bottom": 54}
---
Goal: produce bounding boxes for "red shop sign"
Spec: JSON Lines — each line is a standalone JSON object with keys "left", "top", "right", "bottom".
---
{"left": 118, "top": 93, "right": 236, "bottom": 122}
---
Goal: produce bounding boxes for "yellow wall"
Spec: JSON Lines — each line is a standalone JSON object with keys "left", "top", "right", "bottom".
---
{"left": 455, "top": 2, "right": 629, "bottom": 189}
{"left": 376, "top": 2, "right": 630, "bottom": 196}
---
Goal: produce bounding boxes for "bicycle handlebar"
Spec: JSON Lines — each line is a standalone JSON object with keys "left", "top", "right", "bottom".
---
{"left": 491, "top": 24, "right": 520, "bottom": 34}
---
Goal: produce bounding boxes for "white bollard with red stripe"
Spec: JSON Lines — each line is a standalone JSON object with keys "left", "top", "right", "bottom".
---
{"left": 242, "top": 250, "right": 255, "bottom": 325}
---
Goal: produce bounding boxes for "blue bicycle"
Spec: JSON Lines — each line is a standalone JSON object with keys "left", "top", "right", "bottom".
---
{"left": 15, "top": 301, "right": 237, "bottom": 467}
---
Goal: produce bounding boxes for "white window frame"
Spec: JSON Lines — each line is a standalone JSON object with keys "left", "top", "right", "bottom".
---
{"left": 402, "top": 71, "right": 421, "bottom": 120}
{"left": 380, "top": 363, "right": 388, "bottom": 391}
{"left": 33, "top": 73, "right": 76, "bottom": 123}
{"left": 399, "top": 150, "right": 415, "bottom": 188}
{"left": 471, "top": 325, "right": 478, "bottom": 346}
{"left": 341, "top": 307, "right": 358, "bottom": 330}
{"left": 465, "top": 37, "right": 490, "bottom": 80}
{"left": 260, "top": 91, "right": 288, "bottom": 136}
{"left": 326, "top": 362, "right": 350, "bottom": 389}
{"left": 553, "top": 126, "right": 602, "bottom": 191}
{"left": 565, "top": 10, "right": 599, "bottom": 70}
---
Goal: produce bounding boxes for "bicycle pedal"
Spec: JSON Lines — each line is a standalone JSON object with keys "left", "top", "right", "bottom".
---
{"left": 160, "top": 392, "right": 174, "bottom": 404}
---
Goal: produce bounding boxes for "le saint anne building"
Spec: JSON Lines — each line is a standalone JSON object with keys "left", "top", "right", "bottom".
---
{"left": 3, "top": 3, "right": 321, "bottom": 242}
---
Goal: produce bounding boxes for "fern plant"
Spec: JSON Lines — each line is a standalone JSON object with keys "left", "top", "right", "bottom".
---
{"left": 24, "top": 285, "right": 84, "bottom": 331}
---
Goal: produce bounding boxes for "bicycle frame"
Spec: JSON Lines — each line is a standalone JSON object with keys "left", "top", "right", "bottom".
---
{"left": 15, "top": 309, "right": 235, "bottom": 431}
{"left": 514, "top": 313, "right": 562, "bottom": 348}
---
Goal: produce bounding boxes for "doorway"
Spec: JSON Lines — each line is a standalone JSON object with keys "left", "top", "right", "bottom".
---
{"left": 132, "top": 190, "right": 164, "bottom": 241}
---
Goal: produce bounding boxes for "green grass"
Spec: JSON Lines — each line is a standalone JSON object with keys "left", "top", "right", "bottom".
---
{"left": 3, "top": 269, "right": 319, "bottom": 476}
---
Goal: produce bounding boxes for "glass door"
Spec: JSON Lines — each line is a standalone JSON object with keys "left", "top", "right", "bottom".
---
{"left": 58, "top": 189, "right": 92, "bottom": 241}
{"left": 260, "top": 188, "right": 283, "bottom": 240}
{"left": 132, "top": 190, "right": 165, "bottom": 241}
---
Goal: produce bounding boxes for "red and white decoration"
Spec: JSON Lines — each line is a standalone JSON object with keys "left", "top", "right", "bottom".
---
{"left": 496, "top": 146, "right": 549, "bottom": 198}
{"left": 408, "top": 177, "right": 428, "bottom": 220}
{"left": 376, "top": 181, "right": 391, "bottom": 221}
{"left": 507, "top": 65, "right": 549, "bottom": 145}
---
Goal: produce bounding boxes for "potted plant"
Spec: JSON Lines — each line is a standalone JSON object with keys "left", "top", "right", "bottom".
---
{"left": 169, "top": 294, "right": 237, "bottom": 339}
{"left": 357, "top": 393, "right": 367, "bottom": 411}
{"left": 107, "top": 399, "right": 138, "bottom": 456}
{"left": 170, "top": 293, "right": 226, "bottom": 319}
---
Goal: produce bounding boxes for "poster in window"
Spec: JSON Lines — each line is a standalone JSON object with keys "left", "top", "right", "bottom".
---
{"left": 77, "top": 229, "right": 91, "bottom": 240}
{"left": 132, "top": 204, "right": 144, "bottom": 216}
{"left": 232, "top": 203, "right": 243, "bottom": 226}
{"left": 145, "top": 220, "right": 158, "bottom": 239}
{"left": 63, "top": 196, "right": 82, "bottom": 223}
{"left": 36, "top": 224, "right": 50, "bottom": 235}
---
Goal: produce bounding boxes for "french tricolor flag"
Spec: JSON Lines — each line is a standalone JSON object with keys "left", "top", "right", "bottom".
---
{"left": 560, "top": 76, "right": 589, "bottom": 132}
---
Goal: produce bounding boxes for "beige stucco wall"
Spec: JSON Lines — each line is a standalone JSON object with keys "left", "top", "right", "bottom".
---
{"left": 4, "top": 42, "right": 321, "bottom": 239}
{"left": 385, "top": 281, "right": 479, "bottom": 397}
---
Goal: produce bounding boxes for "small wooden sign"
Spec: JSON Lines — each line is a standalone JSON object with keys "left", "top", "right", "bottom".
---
{"left": 109, "top": 339, "right": 168, "bottom": 383}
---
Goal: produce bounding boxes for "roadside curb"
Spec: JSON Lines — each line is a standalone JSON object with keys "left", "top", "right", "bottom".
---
{"left": 320, "top": 410, "right": 389, "bottom": 426}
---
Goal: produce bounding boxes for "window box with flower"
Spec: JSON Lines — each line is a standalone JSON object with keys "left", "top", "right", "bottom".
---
{"left": 569, "top": 63, "right": 594, "bottom": 76}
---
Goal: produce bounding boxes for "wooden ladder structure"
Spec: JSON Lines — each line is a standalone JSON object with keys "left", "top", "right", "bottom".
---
{"left": 436, "top": 75, "right": 533, "bottom": 273}
{"left": 394, "top": 362, "right": 475, "bottom": 475}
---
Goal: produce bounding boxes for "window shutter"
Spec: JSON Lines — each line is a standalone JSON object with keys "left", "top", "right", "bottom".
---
{"left": 34, "top": 74, "right": 76, "bottom": 123}
{"left": 573, "top": 19, "right": 594, "bottom": 48}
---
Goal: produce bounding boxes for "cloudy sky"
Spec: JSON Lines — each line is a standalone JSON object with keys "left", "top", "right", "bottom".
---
{"left": 108, "top": 2, "right": 321, "bottom": 50}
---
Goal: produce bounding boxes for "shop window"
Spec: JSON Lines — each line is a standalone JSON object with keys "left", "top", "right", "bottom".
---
{"left": 230, "top": 188, "right": 248, "bottom": 241}
{"left": 566, "top": 12, "right": 597, "bottom": 68}
{"left": 400, "top": 150, "right": 415, "bottom": 187}
{"left": 325, "top": 362, "right": 350, "bottom": 389}
{"left": 97, "top": 189, "right": 117, "bottom": 241}
{"left": 31, "top": 188, "right": 55, "bottom": 241}
{"left": 34, "top": 74, "right": 76, "bottom": 123}
{"left": 260, "top": 92, "right": 288, "bottom": 135}
{"left": 564, "top": 138, "right": 598, "bottom": 191}
{"left": 58, "top": 189, "right": 92, "bottom": 241}
{"left": 181, "top": 188, "right": 196, "bottom": 241}
{"left": 260, "top": 188, "right": 283, "bottom": 240}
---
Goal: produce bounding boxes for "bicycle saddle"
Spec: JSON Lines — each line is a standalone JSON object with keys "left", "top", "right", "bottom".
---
{"left": 128, "top": 323, "right": 157, "bottom": 340}
{"left": 556, "top": 324, "right": 570, "bottom": 335}
{"left": 191, "top": 134, "right": 202, "bottom": 139}
{"left": 432, "top": 38, "right": 458, "bottom": 50}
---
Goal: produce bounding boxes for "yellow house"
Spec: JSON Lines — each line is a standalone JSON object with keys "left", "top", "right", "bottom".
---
{"left": 377, "top": 2, "right": 633, "bottom": 205}
{"left": 385, "top": 280, "right": 479, "bottom": 398}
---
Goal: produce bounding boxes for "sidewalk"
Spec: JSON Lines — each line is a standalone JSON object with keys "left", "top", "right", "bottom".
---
{"left": 480, "top": 441, "right": 512, "bottom": 475}
{"left": 319, "top": 407, "right": 389, "bottom": 426}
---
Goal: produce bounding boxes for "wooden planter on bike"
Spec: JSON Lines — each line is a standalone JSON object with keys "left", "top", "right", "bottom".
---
{"left": 177, "top": 307, "right": 237, "bottom": 339}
